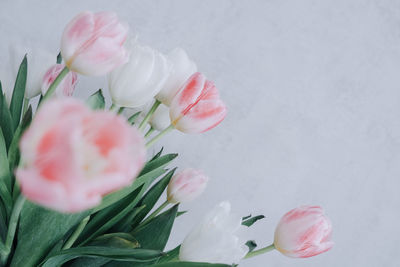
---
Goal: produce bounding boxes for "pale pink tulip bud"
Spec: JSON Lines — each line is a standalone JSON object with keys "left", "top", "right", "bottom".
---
{"left": 169, "top": 72, "right": 227, "bottom": 133}
{"left": 167, "top": 168, "right": 209, "bottom": 203}
{"left": 61, "top": 11, "right": 129, "bottom": 76}
{"left": 16, "top": 98, "right": 146, "bottom": 213}
{"left": 274, "top": 206, "right": 334, "bottom": 258}
{"left": 155, "top": 48, "right": 197, "bottom": 106}
{"left": 41, "top": 64, "right": 77, "bottom": 97}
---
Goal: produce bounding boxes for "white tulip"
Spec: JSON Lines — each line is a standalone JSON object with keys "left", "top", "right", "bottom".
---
{"left": 179, "top": 201, "right": 248, "bottom": 264}
{"left": 10, "top": 44, "right": 56, "bottom": 99}
{"left": 149, "top": 104, "right": 171, "bottom": 131}
{"left": 155, "top": 48, "right": 197, "bottom": 106}
{"left": 108, "top": 44, "right": 171, "bottom": 108}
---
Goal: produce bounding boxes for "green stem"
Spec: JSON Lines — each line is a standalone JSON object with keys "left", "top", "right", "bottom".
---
{"left": 144, "top": 127, "right": 155, "bottom": 138}
{"left": 141, "top": 200, "right": 169, "bottom": 225}
{"left": 42, "top": 66, "right": 69, "bottom": 102}
{"left": 146, "top": 124, "right": 175, "bottom": 148}
{"left": 62, "top": 215, "right": 90, "bottom": 250}
{"left": 22, "top": 97, "right": 29, "bottom": 115}
{"left": 117, "top": 107, "right": 125, "bottom": 115}
{"left": 244, "top": 244, "right": 275, "bottom": 259}
{"left": 138, "top": 100, "right": 161, "bottom": 131}
{"left": 110, "top": 103, "right": 118, "bottom": 112}
{"left": 0, "top": 195, "right": 26, "bottom": 264}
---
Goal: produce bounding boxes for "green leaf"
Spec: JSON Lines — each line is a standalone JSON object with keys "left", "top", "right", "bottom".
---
{"left": 9, "top": 55, "right": 27, "bottom": 129}
{"left": 56, "top": 52, "right": 62, "bottom": 64}
{"left": 92, "top": 166, "right": 167, "bottom": 213}
{"left": 90, "top": 233, "right": 140, "bottom": 249}
{"left": 77, "top": 185, "right": 145, "bottom": 246}
{"left": 86, "top": 90, "right": 105, "bottom": 110}
{"left": 154, "top": 262, "right": 232, "bottom": 267}
{"left": 150, "top": 147, "right": 164, "bottom": 162}
{"left": 8, "top": 106, "right": 32, "bottom": 176}
{"left": 41, "top": 247, "right": 163, "bottom": 267}
{"left": 132, "top": 204, "right": 178, "bottom": 250}
{"left": 242, "top": 215, "right": 265, "bottom": 227}
{"left": 0, "top": 82, "right": 15, "bottom": 150}
{"left": 128, "top": 112, "right": 141, "bottom": 124}
{"left": 245, "top": 240, "right": 257, "bottom": 252}
{"left": 0, "top": 128, "right": 12, "bottom": 209}
{"left": 131, "top": 169, "right": 176, "bottom": 228}
{"left": 176, "top": 211, "right": 187, "bottom": 217}
{"left": 10, "top": 202, "right": 89, "bottom": 267}
{"left": 140, "top": 153, "right": 178, "bottom": 176}
{"left": 156, "top": 245, "right": 180, "bottom": 264}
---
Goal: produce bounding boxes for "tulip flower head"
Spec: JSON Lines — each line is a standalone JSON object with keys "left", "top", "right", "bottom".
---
{"left": 16, "top": 98, "right": 146, "bottom": 212}
{"left": 167, "top": 168, "right": 209, "bottom": 203}
{"left": 61, "top": 11, "right": 129, "bottom": 76}
{"left": 108, "top": 44, "right": 171, "bottom": 108}
{"left": 41, "top": 64, "right": 77, "bottom": 97}
{"left": 156, "top": 47, "right": 197, "bottom": 106}
{"left": 149, "top": 104, "right": 171, "bottom": 131}
{"left": 170, "top": 72, "right": 227, "bottom": 133}
{"left": 179, "top": 201, "right": 248, "bottom": 264}
{"left": 274, "top": 206, "right": 334, "bottom": 258}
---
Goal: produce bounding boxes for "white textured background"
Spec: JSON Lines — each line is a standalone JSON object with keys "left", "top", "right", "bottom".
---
{"left": 1, "top": 1, "right": 399, "bottom": 266}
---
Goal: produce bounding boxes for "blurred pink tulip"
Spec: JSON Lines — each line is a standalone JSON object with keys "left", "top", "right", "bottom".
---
{"left": 16, "top": 99, "right": 146, "bottom": 213}
{"left": 274, "top": 206, "right": 334, "bottom": 258}
{"left": 169, "top": 72, "right": 227, "bottom": 133}
{"left": 41, "top": 64, "right": 77, "bottom": 97}
{"left": 167, "top": 168, "right": 209, "bottom": 203}
{"left": 61, "top": 11, "right": 128, "bottom": 76}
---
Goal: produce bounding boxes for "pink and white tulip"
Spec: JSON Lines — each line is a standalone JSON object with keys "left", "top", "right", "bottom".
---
{"left": 16, "top": 98, "right": 146, "bottom": 213}
{"left": 61, "top": 11, "right": 129, "bottom": 76}
{"left": 170, "top": 72, "right": 227, "bottom": 133}
{"left": 167, "top": 168, "right": 209, "bottom": 203}
{"left": 274, "top": 206, "right": 334, "bottom": 258}
{"left": 41, "top": 64, "right": 77, "bottom": 97}
{"left": 155, "top": 48, "right": 197, "bottom": 106}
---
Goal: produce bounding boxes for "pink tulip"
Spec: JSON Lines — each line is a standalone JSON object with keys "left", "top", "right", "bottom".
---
{"left": 169, "top": 72, "right": 227, "bottom": 133}
{"left": 16, "top": 99, "right": 146, "bottom": 213}
{"left": 41, "top": 64, "right": 78, "bottom": 97}
{"left": 274, "top": 206, "right": 334, "bottom": 258}
{"left": 167, "top": 168, "right": 209, "bottom": 203}
{"left": 61, "top": 11, "right": 129, "bottom": 76}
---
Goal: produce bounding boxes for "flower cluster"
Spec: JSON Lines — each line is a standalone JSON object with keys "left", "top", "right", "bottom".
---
{"left": 0, "top": 11, "right": 333, "bottom": 267}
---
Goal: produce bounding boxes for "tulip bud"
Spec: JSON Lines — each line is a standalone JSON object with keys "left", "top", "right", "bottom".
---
{"left": 10, "top": 44, "right": 55, "bottom": 98}
{"left": 155, "top": 48, "right": 197, "bottom": 106}
{"left": 108, "top": 44, "right": 171, "bottom": 108}
{"left": 179, "top": 201, "right": 248, "bottom": 264}
{"left": 167, "top": 168, "right": 208, "bottom": 203}
{"left": 274, "top": 206, "right": 334, "bottom": 258}
{"left": 16, "top": 98, "right": 146, "bottom": 213}
{"left": 149, "top": 104, "right": 170, "bottom": 131}
{"left": 61, "top": 11, "right": 129, "bottom": 76}
{"left": 170, "top": 72, "right": 227, "bottom": 133}
{"left": 41, "top": 64, "right": 77, "bottom": 97}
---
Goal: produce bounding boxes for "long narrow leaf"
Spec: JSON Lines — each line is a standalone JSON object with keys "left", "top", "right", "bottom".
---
{"left": 131, "top": 169, "right": 176, "bottom": 228}
{"left": 132, "top": 204, "right": 178, "bottom": 251}
{"left": 0, "top": 83, "right": 14, "bottom": 150}
{"left": 9, "top": 56, "right": 27, "bottom": 129}
{"left": 41, "top": 247, "right": 163, "bottom": 267}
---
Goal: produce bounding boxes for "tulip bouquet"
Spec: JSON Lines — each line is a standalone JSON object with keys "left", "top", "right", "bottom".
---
{"left": 0, "top": 11, "right": 334, "bottom": 267}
